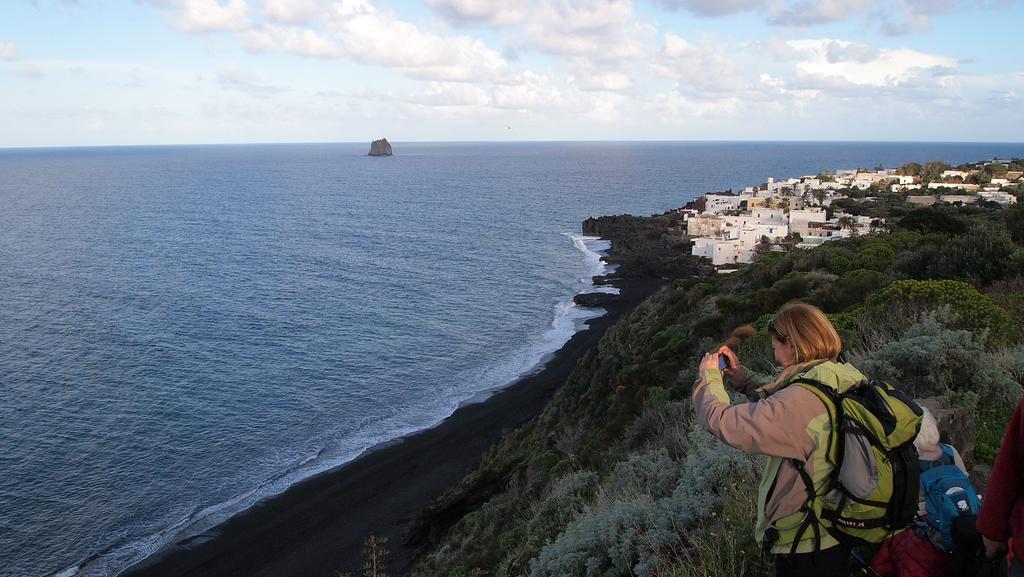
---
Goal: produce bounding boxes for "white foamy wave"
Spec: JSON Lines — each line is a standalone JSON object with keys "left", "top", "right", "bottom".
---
{"left": 565, "top": 233, "right": 619, "bottom": 295}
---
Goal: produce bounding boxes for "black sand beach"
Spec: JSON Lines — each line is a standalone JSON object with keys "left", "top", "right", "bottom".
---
{"left": 121, "top": 276, "right": 665, "bottom": 577}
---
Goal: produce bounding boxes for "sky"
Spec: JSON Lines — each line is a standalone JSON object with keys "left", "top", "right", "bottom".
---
{"left": 2, "top": 0, "right": 1023, "bottom": 147}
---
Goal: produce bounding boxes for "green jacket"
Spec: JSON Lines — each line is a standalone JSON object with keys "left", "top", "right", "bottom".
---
{"left": 693, "top": 360, "right": 867, "bottom": 553}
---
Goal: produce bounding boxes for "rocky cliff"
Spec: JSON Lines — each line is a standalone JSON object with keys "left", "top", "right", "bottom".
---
{"left": 368, "top": 138, "right": 393, "bottom": 156}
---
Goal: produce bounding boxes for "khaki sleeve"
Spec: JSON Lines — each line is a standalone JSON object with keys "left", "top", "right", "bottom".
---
{"left": 692, "top": 366, "right": 818, "bottom": 460}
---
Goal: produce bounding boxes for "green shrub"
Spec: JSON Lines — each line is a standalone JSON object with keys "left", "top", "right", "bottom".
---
{"left": 528, "top": 422, "right": 759, "bottom": 577}
{"left": 828, "top": 255, "right": 854, "bottom": 275}
{"left": 851, "top": 310, "right": 1023, "bottom": 403}
{"left": 856, "top": 243, "right": 896, "bottom": 272}
{"left": 818, "top": 269, "right": 886, "bottom": 313}
{"left": 895, "top": 226, "right": 1022, "bottom": 287}
{"left": 865, "top": 279, "right": 1016, "bottom": 345}
{"left": 897, "top": 207, "right": 969, "bottom": 235}
{"left": 1005, "top": 204, "right": 1024, "bottom": 244}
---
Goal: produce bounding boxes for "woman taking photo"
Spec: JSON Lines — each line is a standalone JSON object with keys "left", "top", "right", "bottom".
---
{"left": 692, "top": 302, "right": 860, "bottom": 576}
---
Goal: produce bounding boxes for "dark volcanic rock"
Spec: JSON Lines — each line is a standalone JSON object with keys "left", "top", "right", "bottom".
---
{"left": 583, "top": 211, "right": 706, "bottom": 280}
{"left": 368, "top": 138, "right": 393, "bottom": 156}
{"left": 573, "top": 292, "right": 619, "bottom": 308}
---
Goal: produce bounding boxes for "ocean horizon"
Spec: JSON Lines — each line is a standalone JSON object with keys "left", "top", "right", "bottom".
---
{"left": 3, "top": 141, "right": 1024, "bottom": 577}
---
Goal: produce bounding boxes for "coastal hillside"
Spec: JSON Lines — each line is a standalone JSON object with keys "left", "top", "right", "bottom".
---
{"left": 408, "top": 160, "right": 1024, "bottom": 577}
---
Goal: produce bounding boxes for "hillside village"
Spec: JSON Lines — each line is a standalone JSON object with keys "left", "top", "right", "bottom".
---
{"left": 683, "top": 159, "right": 1024, "bottom": 267}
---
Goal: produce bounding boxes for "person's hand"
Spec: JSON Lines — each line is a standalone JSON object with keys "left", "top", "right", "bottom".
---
{"left": 982, "top": 536, "right": 1008, "bottom": 559}
{"left": 717, "top": 346, "right": 739, "bottom": 373}
{"left": 699, "top": 348, "right": 740, "bottom": 375}
{"left": 699, "top": 352, "right": 719, "bottom": 373}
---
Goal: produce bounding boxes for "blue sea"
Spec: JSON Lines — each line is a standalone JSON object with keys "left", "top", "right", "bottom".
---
{"left": 3, "top": 141, "right": 1024, "bottom": 577}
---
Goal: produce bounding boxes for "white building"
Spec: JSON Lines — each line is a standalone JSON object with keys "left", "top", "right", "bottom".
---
{"left": 941, "top": 170, "right": 971, "bottom": 180}
{"left": 977, "top": 190, "right": 1018, "bottom": 205}
{"left": 704, "top": 193, "right": 746, "bottom": 214}
{"left": 929, "top": 182, "right": 981, "bottom": 192}
{"left": 692, "top": 237, "right": 745, "bottom": 266}
{"left": 687, "top": 213, "right": 726, "bottom": 237}
{"left": 939, "top": 194, "right": 979, "bottom": 205}
{"left": 788, "top": 208, "right": 828, "bottom": 237}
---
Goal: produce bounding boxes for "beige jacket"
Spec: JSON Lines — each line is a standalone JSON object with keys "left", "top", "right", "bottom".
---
{"left": 692, "top": 359, "right": 867, "bottom": 553}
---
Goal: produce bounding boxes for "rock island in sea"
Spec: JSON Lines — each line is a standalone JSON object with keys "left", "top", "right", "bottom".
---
{"left": 368, "top": 138, "right": 393, "bottom": 156}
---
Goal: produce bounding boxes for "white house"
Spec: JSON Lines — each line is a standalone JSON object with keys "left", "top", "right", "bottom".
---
{"left": 977, "top": 190, "right": 1018, "bottom": 205}
{"left": 687, "top": 213, "right": 726, "bottom": 237}
{"left": 940, "top": 170, "right": 971, "bottom": 180}
{"left": 692, "top": 237, "right": 744, "bottom": 266}
{"left": 704, "top": 193, "right": 745, "bottom": 214}
{"left": 788, "top": 208, "right": 828, "bottom": 237}
{"left": 939, "top": 194, "right": 979, "bottom": 205}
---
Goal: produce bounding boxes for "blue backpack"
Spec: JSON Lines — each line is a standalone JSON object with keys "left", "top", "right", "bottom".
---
{"left": 918, "top": 444, "right": 982, "bottom": 553}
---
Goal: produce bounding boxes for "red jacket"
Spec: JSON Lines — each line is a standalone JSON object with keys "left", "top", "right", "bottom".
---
{"left": 870, "top": 529, "right": 951, "bottom": 577}
{"left": 977, "top": 399, "right": 1024, "bottom": 561}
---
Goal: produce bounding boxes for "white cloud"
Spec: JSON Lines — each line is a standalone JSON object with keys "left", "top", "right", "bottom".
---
{"left": 424, "top": 0, "right": 656, "bottom": 63}
{"left": 0, "top": 42, "right": 17, "bottom": 61}
{"left": 263, "top": 0, "right": 319, "bottom": 23}
{"left": 649, "top": 89, "right": 740, "bottom": 118}
{"left": 176, "top": 0, "right": 251, "bottom": 32}
{"left": 402, "top": 82, "right": 492, "bottom": 107}
{"left": 422, "top": 0, "right": 528, "bottom": 26}
{"left": 322, "top": 0, "right": 510, "bottom": 82}
{"left": 521, "top": 0, "right": 655, "bottom": 62}
{"left": 652, "top": 0, "right": 766, "bottom": 16}
{"left": 769, "top": 0, "right": 876, "bottom": 26}
{"left": 649, "top": 0, "right": 1010, "bottom": 36}
{"left": 567, "top": 63, "right": 634, "bottom": 92}
{"left": 242, "top": 24, "right": 343, "bottom": 57}
{"left": 650, "top": 34, "right": 743, "bottom": 94}
{"left": 787, "top": 38, "right": 957, "bottom": 87}
{"left": 216, "top": 65, "right": 288, "bottom": 96}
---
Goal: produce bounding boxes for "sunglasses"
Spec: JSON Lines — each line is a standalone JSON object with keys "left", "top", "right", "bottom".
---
{"left": 767, "top": 319, "right": 788, "bottom": 341}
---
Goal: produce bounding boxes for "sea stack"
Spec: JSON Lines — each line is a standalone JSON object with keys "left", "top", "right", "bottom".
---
{"left": 368, "top": 138, "right": 393, "bottom": 156}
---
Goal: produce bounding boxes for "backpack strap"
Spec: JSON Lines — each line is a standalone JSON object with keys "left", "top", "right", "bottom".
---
{"left": 791, "top": 377, "right": 844, "bottom": 467}
{"left": 939, "top": 443, "right": 956, "bottom": 463}
{"left": 786, "top": 377, "right": 846, "bottom": 554}
{"left": 789, "top": 458, "right": 823, "bottom": 555}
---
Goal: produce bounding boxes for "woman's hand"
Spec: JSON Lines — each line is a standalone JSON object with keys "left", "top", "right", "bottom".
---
{"left": 699, "top": 352, "right": 719, "bottom": 373}
{"left": 700, "top": 347, "right": 740, "bottom": 375}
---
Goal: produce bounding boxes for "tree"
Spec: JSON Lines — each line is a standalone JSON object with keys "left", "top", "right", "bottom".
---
{"left": 922, "top": 161, "right": 951, "bottom": 183}
{"left": 986, "top": 163, "right": 1009, "bottom": 178}
{"left": 362, "top": 536, "right": 389, "bottom": 577}
{"left": 813, "top": 189, "right": 827, "bottom": 206}
{"left": 836, "top": 216, "right": 858, "bottom": 236}
{"left": 898, "top": 162, "right": 922, "bottom": 177}
{"left": 897, "top": 207, "right": 968, "bottom": 236}
{"left": 1004, "top": 203, "right": 1024, "bottom": 244}
{"left": 967, "top": 171, "right": 992, "bottom": 185}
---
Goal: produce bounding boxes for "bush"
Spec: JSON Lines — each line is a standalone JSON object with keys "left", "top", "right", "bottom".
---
{"left": 1005, "top": 204, "right": 1024, "bottom": 244}
{"left": 828, "top": 255, "right": 854, "bottom": 276}
{"left": 895, "top": 226, "right": 1022, "bottom": 287}
{"left": 850, "top": 310, "right": 1023, "bottom": 403}
{"left": 856, "top": 243, "right": 896, "bottom": 272}
{"left": 865, "top": 279, "right": 1017, "bottom": 345}
{"left": 897, "top": 207, "right": 968, "bottom": 236}
{"left": 817, "top": 269, "right": 886, "bottom": 313}
{"left": 528, "top": 422, "right": 759, "bottom": 577}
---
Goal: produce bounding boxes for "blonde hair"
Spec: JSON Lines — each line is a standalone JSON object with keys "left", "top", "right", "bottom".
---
{"left": 915, "top": 407, "right": 940, "bottom": 453}
{"left": 769, "top": 303, "right": 842, "bottom": 362}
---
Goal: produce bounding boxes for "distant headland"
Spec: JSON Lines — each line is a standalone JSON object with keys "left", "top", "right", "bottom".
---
{"left": 368, "top": 138, "right": 393, "bottom": 156}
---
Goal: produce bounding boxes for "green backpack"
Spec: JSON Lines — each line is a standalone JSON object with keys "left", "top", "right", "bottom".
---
{"left": 790, "top": 377, "right": 923, "bottom": 549}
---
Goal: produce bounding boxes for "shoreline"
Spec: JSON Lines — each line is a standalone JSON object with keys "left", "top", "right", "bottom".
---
{"left": 119, "top": 273, "right": 665, "bottom": 577}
